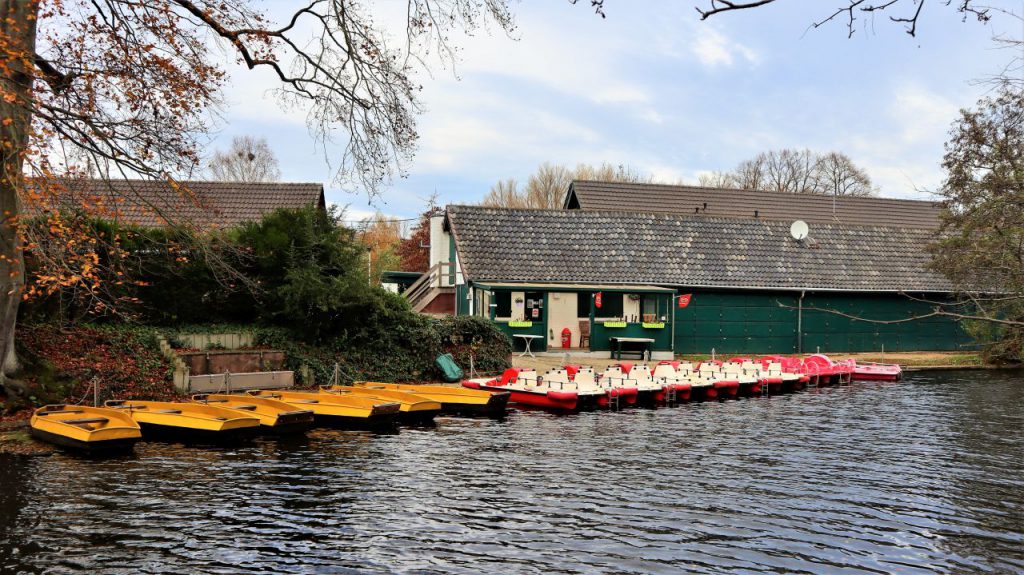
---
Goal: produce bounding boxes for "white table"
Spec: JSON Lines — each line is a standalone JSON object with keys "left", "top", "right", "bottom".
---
{"left": 513, "top": 334, "right": 542, "bottom": 358}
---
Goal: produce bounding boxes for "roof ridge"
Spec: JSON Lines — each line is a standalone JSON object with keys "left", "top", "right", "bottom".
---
{"left": 570, "top": 179, "right": 940, "bottom": 205}
{"left": 446, "top": 204, "right": 937, "bottom": 233}
{"left": 52, "top": 177, "right": 322, "bottom": 188}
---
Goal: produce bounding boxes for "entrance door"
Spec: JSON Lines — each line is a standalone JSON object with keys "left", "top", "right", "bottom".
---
{"left": 546, "top": 292, "right": 579, "bottom": 349}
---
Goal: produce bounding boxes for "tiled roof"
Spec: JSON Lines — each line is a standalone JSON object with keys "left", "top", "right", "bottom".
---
{"left": 446, "top": 205, "right": 952, "bottom": 292}
{"left": 26, "top": 179, "right": 325, "bottom": 228}
{"left": 566, "top": 181, "right": 942, "bottom": 229}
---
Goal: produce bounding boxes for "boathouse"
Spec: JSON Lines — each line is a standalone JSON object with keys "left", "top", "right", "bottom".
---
{"left": 408, "top": 181, "right": 973, "bottom": 357}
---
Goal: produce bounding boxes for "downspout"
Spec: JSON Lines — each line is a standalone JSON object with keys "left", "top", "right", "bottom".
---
{"left": 797, "top": 290, "right": 805, "bottom": 354}
{"left": 671, "top": 291, "right": 676, "bottom": 358}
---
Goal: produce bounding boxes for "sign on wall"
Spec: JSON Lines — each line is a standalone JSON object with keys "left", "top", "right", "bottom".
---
{"left": 595, "top": 292, "right": 603, "bottom": 309}
{"left": 678, "top": 294, "right": 693, "bottom": 308}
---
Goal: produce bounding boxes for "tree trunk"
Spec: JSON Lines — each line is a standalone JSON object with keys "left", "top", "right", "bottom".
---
{"left": 0, "top": 0, "right": 38, "bottom": 383}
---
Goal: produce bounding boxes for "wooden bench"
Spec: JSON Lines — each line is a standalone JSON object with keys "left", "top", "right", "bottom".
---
{"left": 63, "top": 417, "right": 108, "bottom": 425}
{"left": 609, "top": 337, "right": 656, "bottom": 360}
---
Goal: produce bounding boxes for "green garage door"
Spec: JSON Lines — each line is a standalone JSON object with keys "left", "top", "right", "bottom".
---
{"left": 673, "top": 290, "right": 975, "bottom": 354}
{"left": 674, "top": 290, "right": 798, "bottom": 355}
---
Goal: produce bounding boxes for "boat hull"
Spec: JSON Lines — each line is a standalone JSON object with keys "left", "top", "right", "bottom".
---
{"left": 195, "top": 394, "right": 315, "bottom": 435}
{"left": 261, "top": 419, "right": 315, "bottom": 436}
{"left": 635, "top": 389, "right": 663, "bottom": 406}
{"left": 357, "top": 383, "right": 511, "bottom": 418}
{"left": 853, "top": 373, "right": 901, "bottom": 381}
{"left": 438, "top": 390, "right": 510, "bottom": 417}
{"left": 398, "top": 408, "right": 442, "bottom": 426}
{"left": 137, "top": 421, "right": 260, "bottom": 444}
{"left": 323, "top": 387, "right": 441, "bottom": 426}
{"left": 29, "top": 427, "right": 139, "bottom": 454}
{"left": 468, "top": 382, "right": 580, "bottom": 411}
{"left": 714, "top": 380, "right": 740, "bottom": 399}
{"left": 853, "top": 366, "right": 902, "bottom": 381}
{"left": 313, "top": 411, "right": 400, "bottom": 431}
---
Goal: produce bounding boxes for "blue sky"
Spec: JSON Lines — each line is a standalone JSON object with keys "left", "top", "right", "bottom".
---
{"left": 212, "top": 1, "right": 1018, "bottom": 222}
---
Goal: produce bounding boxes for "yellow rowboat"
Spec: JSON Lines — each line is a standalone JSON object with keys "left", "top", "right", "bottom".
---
{"left": 322, "top": 386, "right": 442, "bottom": 426}
{"left": 248, "top": 390, "right": 401, "bottom": 431}
{"left": 105, "top": 400, "right": 260, "bottom": 443}
{"left": 353, "top": 382, "right": 510, "bottom": 417}
{"left": 30, "top": 405, "right": 142, "bottom": 453}
{"left": 191, "top": 394, "right": 314, "bottom": 435}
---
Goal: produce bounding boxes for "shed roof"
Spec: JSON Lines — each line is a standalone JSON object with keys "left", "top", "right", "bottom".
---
{"left": 27, "top": 179, "right": 325, "bottom": 229}
{"left": 446, "top": 205, "right": 952, "bottom": 293}
{"left": 565, "top": 180, "right": 942, "bottom": 229}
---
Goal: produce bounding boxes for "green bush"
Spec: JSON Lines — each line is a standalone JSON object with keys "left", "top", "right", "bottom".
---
{"left": 19, "top": 206, "right": 515, "bottom": 389}
{"left": 249, "top": 313, "right": 511, "bottom": 386}
{"left": 433, "top": 315, "right": 512, "bottom": 375}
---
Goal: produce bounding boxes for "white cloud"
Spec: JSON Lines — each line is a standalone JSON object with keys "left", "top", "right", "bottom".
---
{"left": 690, "top": 26, "right": 761, "bottom": 68}
{"left": 693, "top": 27, "right": 734, "bottom": 67}
{"left": 833, "top": 84, "right": 962, "bottom": 197}
{"left": 890, "top": 84, "right": 960, "bottom": 145}
{"left": 592, "top": 86, "right": 650, "bottom": 105}
{"left": 208, "top": 1, "right": 1006, "bottom": 217}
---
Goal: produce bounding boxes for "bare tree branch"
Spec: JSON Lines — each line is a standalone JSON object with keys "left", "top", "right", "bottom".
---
{"left": 776, "top": 300, "right": 1024, "bottom": 328}
{"left": 698, "top": 0, "right": 993, "bottom": 37}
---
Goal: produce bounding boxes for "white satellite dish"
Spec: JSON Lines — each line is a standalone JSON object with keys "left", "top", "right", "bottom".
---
{"left": 790, "top": 220, "right": 809, "bottom": 240}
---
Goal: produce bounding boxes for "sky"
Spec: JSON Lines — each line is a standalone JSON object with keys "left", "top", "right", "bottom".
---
{"left": 209, "top": 1, "right": 1021, "bottom": 223}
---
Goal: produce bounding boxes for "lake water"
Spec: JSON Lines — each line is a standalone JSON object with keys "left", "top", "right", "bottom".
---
{"left": 1, "top": 370, "right": 1022, "bottom": 574}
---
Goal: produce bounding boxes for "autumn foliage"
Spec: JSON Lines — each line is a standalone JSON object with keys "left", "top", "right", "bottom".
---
{"left": 0, "top": 0, "right": 519, "bottom": 390}
{"left": 395, "top": 209, "right": 437, "bottom": 273}
{"left": 16, "top": 324, "right": 175, "bottom": 407}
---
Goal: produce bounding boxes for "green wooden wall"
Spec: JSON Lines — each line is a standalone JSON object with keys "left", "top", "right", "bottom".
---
{"left": 674, "top": 289, "right": 975, "bottom": 354}
{"left": 455, "top": 283, "right": 470, "bottom": 316}
{"left": 590, "top": 322, "right": 672, "bottom": 352}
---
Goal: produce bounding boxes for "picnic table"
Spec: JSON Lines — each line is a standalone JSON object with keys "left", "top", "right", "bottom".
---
{"left": 609, "top": 336, "right": 655, "bottom": 360}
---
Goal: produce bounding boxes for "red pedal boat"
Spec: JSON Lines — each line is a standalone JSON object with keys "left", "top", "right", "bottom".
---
{"left": 463, "top": 368, "right": 603, "bottom": 411}
{"left": 852, "top": 361, "right": 903, "bottom": 381}
{"left": 802, "top": 354, "right": 855, "bottom": 385}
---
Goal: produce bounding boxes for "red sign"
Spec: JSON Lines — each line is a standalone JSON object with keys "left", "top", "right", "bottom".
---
{"left": 678, "top": 294, "right": 693, "bottom": 308}
{"left": 594, "top": 292, "right": 602, "bottom": 309}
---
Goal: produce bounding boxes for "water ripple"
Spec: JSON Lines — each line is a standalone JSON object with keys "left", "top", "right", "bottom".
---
{"left": 0, "top": 369, "right": 1022, "bottom": 574}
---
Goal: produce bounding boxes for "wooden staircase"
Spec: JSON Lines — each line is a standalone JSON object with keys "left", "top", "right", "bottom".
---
{"left": 403, "top": 262, "right": 457, "bottom": 314}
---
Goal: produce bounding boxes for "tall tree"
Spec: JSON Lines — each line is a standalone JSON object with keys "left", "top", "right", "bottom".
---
{"left": 481, "top": 178, "right": 527, "bottom": 208}
{"left": 710, "top": 149, "right": 875, "bottom": 196}
{"left": 928, "top": 85, "right": 1024, "bottom": 362}
{"left": 523, "top": 162, "right": 573, "bottom": 210}
{"left": 813, "top": 152, "right": 874, "bottom": 197}
{"left": 359, "top": 212, "right": 402, "bottom": 285}
{"left": 396, "top": 198, "right": 441, "bottom": 273}
{"left": 697, "top": 170, "right": 735, "bottom": 189}
{"left": 482, "top": 162, "right": 655, "bottom": 208}
{"left": 0, "top": 0, "right": 526, "bottom": 391}
{"left": 207, "top": 136, "right": 282, "bottom": 183}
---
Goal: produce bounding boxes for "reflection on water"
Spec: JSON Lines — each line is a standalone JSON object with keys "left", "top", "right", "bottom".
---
{"left": 1, "top": 370, "right": 1021, "bottom": 574}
